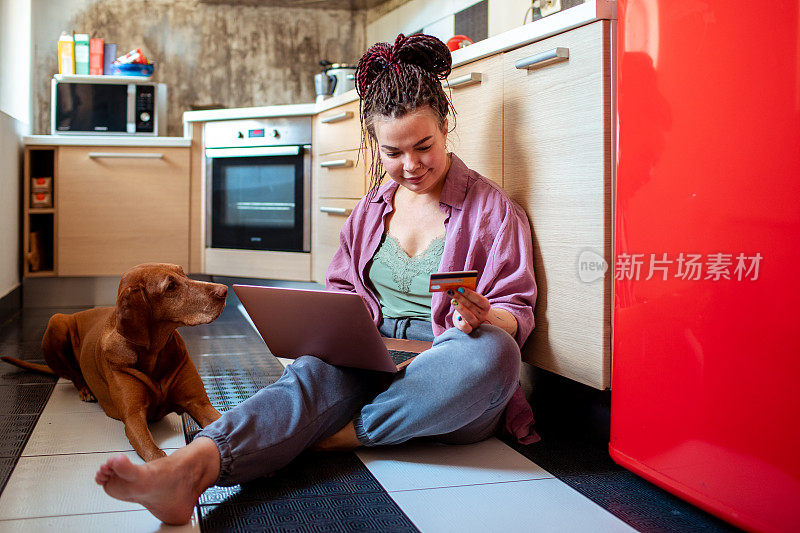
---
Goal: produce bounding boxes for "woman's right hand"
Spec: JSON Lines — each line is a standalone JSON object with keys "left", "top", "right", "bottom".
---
{"left": 449, "top": 287, "right": 518, "bottom": 337}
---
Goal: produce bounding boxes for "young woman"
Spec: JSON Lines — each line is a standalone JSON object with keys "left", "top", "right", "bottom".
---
{"left": 94, "top": 33, "right": 538, "bottom": 525}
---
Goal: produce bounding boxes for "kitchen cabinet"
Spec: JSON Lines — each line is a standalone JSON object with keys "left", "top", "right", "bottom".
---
{"left": 502, "top": 20, "right": 612, "bottom": 389}
{"left": 23, "top": 148, "right": 57, "bottom": 277}
{"left": 446, "top": 55, "right": 503, "bottom": 185}
{"left": 316, "top": 149, "right": 367, "bottom": 199}
{"left": 312, "top": 102, "right": 366, "bottom": 283}
{"left": 313, "top": 198, "right": 360, "bottom": 282}
{"left": 315, "top": 101, "right": 361, "bottom": 154}
{"left": 45, "top": 145, "right": 190, "bottom": 277}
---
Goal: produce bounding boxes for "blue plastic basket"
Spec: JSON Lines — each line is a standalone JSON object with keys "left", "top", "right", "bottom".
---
{"left": 110, "top": 63, "right": 155, "bottom": 77}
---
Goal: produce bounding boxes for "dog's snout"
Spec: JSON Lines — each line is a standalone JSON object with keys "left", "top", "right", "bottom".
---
{"left": 214, "top": 285, "right": 228, "bottom": 299}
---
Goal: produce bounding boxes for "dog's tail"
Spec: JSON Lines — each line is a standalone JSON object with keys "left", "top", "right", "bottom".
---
{"left": 0, "top": 356, "right": 58, "bottom": 376}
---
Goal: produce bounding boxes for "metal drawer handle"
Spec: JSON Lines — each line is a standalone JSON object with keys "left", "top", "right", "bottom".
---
{"left": 319, "top": 206, "right": 352, "bottom": 215}
{"left": 320, "top": 159, "right": 353, "bottom": 169}
{"left": 448, "top": 72, "right": 482, "bottom": 89}
{"left": 88, "top": 152, "right": 164, "bottom": 159}
{"left": 321, "top": 111, "right": 354, "bottom": 124}
{"left": 515, "top": 47, "right": 569, "bottom": 70}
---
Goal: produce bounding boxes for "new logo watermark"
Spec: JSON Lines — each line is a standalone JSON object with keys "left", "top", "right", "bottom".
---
{"left": 578, "top": 249, "right": 608, "bottom": 283}
{"left": 576, "top": 251, "right": 762, "bottom": 282}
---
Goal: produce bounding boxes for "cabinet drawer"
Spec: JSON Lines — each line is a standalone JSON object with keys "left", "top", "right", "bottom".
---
{"left": 315, "top": 100, "right": 361, "bottom": 154}
{"left": 446, "top": 54, "right": 503, "bottom": 184}
{"left": 502, "top": 21, "right": 612, "bottom": 389}
{"left": 56, "top": 146, "right": 190, "bottom": 276}
{"left": 312, "top": 198, "right": 359, "bottom": 283}
{"left": 315, "top": 149, "right": 366, "bottom": 199}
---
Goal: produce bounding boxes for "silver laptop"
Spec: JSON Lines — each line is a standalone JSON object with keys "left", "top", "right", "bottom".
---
{"left": 233, "top": 285, "right": 433, "bottom": 372}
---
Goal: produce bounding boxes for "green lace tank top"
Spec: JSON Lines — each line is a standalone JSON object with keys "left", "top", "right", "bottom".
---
{"left": 367, "top": 233, "right": 446, "bottom": 320}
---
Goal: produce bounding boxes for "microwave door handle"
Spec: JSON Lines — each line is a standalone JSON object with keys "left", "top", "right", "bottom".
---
{"left": 127, "top": 84, "right": 136, "bottom": 133}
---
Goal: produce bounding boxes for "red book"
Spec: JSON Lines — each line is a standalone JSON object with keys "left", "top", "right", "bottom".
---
{"left": 89, "top": 38, "right": 104, "bottom": 75}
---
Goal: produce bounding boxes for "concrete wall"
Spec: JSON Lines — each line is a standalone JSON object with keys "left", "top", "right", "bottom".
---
{"left": 31, "top": 0, "right": 367, "bottom": 136}
{"left": 0, "top": 0, "right": 32, "bottom": 301}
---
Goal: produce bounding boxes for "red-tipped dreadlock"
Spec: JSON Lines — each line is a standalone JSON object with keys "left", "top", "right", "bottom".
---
{"left": 356, "top": 33, "right": 456, "bottom": 198}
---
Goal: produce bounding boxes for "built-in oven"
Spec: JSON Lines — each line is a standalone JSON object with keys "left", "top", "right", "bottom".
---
{"left": 205, "top": 117, "right": 312, "bottom": 252}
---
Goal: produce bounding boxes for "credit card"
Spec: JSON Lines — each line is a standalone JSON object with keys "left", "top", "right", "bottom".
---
{"left": 428, "top": 270, "right": 478, "bottom": 292}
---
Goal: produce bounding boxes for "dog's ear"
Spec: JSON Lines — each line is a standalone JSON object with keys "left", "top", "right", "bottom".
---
{"left": 115, "top": 285, "right": 150, "bottom": 347}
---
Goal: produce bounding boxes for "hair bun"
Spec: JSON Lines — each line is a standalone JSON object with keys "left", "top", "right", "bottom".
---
{"left": 391, "top": 33, "right": 452, "bottom": 79}
{"left": 356, "top": 33, "right": 452, "bottom": 96}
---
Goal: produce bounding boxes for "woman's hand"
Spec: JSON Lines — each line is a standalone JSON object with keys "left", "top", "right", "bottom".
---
{"left": 448, "top": 287, "right": 518, "bottom": 337}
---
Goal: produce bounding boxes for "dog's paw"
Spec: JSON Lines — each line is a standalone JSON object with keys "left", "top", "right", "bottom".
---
{"left": 79, "top": 387, "right": 97, "bottom": 402}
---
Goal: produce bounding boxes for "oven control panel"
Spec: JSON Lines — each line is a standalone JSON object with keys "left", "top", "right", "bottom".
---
{"left": 205, "top": 117, "right": 312, "bottom": 148}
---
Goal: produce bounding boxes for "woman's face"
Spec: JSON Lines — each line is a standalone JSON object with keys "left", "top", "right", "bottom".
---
{"left": 372, "top": 107, "right": 450, "bottom": 196}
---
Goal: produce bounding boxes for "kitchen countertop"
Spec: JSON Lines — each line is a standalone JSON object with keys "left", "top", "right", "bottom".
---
{"left": 183, "top": 0, "right": 616, "bottom": 123}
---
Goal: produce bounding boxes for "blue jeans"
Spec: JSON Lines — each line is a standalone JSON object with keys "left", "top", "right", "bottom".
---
{"left": 197, "top": 319, "right": 520, "bottom": 486}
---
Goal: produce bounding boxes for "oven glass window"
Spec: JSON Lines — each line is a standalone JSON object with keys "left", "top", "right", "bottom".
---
{"left": 222, "top": 164, "right": 296, "bottom": 228}
{"left": 210, "top": 153, "right": 306, "bottom": 252}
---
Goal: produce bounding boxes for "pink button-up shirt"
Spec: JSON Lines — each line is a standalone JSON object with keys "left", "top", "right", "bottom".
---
{"left": 326, "top": 154, "right": 540, "bottom": 444}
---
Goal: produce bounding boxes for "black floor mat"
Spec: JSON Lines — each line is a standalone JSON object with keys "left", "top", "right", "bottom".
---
{"left": 198, "top": 493, "right": 418, "bottom": 533}
{"left": 504, "top": 432, "right": 742, "bottom": 532}
{"left": 0, "top": 383, "right": 55, "bottom": 415}
{"left": 0, "top": 318, "right": 57, "bottom": 496}
{"left": 180, "top": 292, "right": 419, "bottom": 533}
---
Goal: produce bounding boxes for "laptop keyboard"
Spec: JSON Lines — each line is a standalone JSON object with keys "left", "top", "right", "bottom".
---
{"left": 388, "top": 350, "right": 417, "bottom": 365}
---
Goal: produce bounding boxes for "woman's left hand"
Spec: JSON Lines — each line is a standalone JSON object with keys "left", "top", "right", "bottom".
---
{"left": 448, "top": 287, "right": 491, "bottom": 334}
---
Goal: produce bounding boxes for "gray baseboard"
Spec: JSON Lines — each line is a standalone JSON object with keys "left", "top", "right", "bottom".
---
{"left": 22, "top": 277, "right": 120, "bottom": 308}
{"left": 19, "top": 273, "right": 241, "bottom": 309}
{"left": 0, "top": 285, "right": 22, "bottom": 324}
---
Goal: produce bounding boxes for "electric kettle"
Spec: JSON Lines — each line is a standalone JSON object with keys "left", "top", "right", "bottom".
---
{"left": 314, "top": 60, "right": 357, "bottom": 102}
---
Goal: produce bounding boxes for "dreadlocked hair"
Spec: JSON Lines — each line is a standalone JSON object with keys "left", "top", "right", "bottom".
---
{"left": 356, "top": 33, "right": 455, "bottom": 198}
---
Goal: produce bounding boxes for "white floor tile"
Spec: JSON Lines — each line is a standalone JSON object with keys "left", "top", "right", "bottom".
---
{"left": 22, "top": 411, "right": 185, "bottom": 456}
{"left": 0, "top": 451, "right": 157, "bottom": 520}
{"left": 0, "top": 508, "right": 200, "bottom": 532}
{"left": 390, "top": 478, "right": 637, "bottom": 533}
{"left": 44, "top": 383, "right": 105, "bottom": 415}
{"left": 356, "top": 437, "right": 552, "bottom": 492}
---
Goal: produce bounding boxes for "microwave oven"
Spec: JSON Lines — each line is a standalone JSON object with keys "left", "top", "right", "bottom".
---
{"left": 50, "top": 77, "right": 167, "bottom": 136}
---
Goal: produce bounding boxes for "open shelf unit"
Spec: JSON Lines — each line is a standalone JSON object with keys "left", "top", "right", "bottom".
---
{"left": 24, "top": 147, "right": 57, "bottom": 276}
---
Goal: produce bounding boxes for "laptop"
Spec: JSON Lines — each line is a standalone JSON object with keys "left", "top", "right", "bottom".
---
{"left": 233, "top": 284, "right": 433, "bottom": 373}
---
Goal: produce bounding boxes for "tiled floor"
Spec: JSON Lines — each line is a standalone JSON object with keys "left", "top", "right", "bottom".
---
{"left": 0, "top": 280, "right": 742, "bottom": 532}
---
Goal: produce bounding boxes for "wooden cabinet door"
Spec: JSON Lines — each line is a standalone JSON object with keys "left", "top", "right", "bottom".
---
{"left": 57, "top": 146, "right": 190, "bottom": 276}
{"left": 315, "top": 149, "right": 366, "bottom": 199}
{"left": 312, "top": 198, "right": 359, "bottom": 284}
{"left": 446, "top": 54, "right": 503, "bottom": 184}
{"left": 315, "top": 100, "right": 362, "bottom": 155}
{"left": 502, "top": 21, "right": 612, "bottom": 389}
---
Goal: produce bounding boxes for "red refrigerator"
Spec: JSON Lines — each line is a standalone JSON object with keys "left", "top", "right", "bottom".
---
{"left": 610, "top": 1, "right": 800, "bottom": 532}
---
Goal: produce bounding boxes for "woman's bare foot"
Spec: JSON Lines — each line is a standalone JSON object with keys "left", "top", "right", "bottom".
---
{"left": 94, "top": 437, "right": 220, "bottom": 525}
{"left": 313, "top": 421, "right": 362, "bottom": 451}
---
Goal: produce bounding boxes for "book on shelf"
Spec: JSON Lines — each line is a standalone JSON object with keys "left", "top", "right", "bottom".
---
{"left": 89, "top": 38, "right": 104, "bottom": 75}
{"left": 57, "top": 32, "right": 74, "bottom": 75}
{"left": 74, "top": 33, "right": 90, "bottom": 75}
{"left": 103, "top": 43, "right": 116, "bottom": 75}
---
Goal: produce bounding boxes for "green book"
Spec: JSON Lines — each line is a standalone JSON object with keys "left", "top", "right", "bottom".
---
{"left": 74, "top": 33, "right": 90, "bottom": 75}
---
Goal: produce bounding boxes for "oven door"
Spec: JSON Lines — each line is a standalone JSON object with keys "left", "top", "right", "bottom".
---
{"left": 206, "top": 145, "right": 310, "bottom": 252}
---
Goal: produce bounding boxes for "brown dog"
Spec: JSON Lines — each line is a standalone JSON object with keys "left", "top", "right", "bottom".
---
{"left": 1, "top": 263, "right": 226, "bottom": 462}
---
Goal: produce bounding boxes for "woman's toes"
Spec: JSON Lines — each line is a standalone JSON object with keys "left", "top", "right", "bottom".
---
{"left": 108, "top": 454, "right": 140, "bottom": 482}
